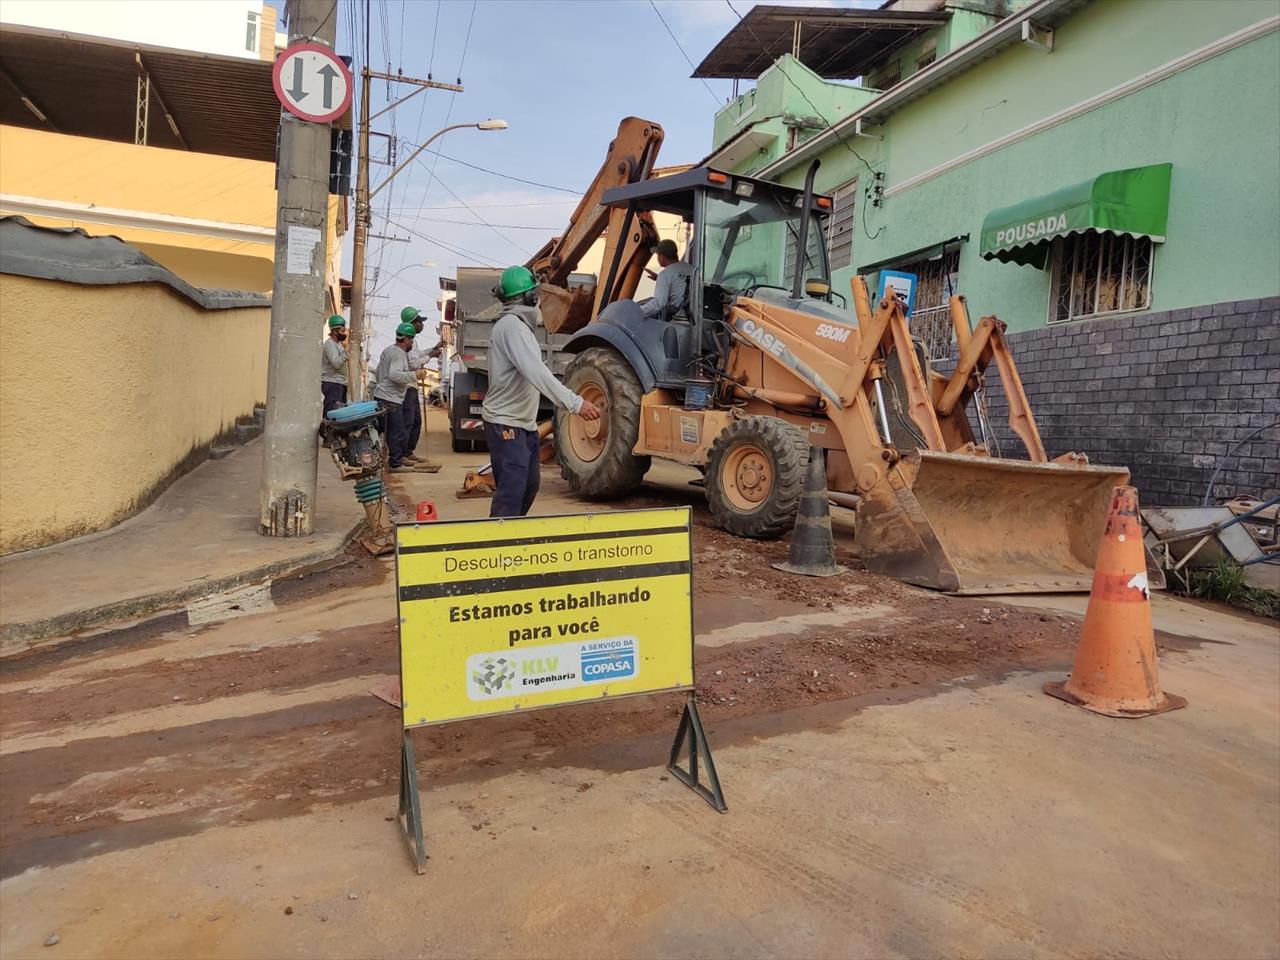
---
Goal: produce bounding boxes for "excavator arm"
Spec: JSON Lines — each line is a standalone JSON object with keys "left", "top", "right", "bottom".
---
{"left": 527, "top": 117, "right": 665, "bottom": 333}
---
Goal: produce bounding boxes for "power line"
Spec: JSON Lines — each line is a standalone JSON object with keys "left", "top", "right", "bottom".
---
{"left": 396, "top": 0, "right": 474, "bottom": 255}
{"left": 456, "top": 0, "right": 477, "bottom": 81}
{"left": 383, "top": 216, "right": 506, "bottom": 266}
{"left": 723, "top": 0, "right": 875, "bottom": 178}
{"left": 402, "top": 215, "right": 566, "bottom": 230}
{"left": 389, "top": 200, "right": 579, "bottom": 211}
{"left": 429, "top": 173, "right": 533, "bottom": 258}
{"left": 427, "top": 0, "right": 440, "bottom": 76}
{"left": 648, "top": 1, "right": 722, "bottom": 107}
{"left": 396, "top": 145, "right": 580, "bottom": 194}
{"left": 723, "top": 0, "right": 884, "bottom": 240}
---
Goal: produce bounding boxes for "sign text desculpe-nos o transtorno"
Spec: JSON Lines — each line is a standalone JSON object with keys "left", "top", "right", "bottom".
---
{"left": 272, "top": 42, "right": 352, "bottom": 124}
{"left": 395, "top": 507, "right": 695, "bottom": 727}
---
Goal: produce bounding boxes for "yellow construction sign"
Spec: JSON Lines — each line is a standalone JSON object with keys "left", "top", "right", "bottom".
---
{"left": 395, "top": 507, "right": 694, "bottom": 728}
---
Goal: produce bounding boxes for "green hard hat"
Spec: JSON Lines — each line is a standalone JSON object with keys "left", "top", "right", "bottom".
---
{"left": 327, "top": 315, "right": 346, "bottom": 329}
{"left": 498, "top": 265, "right": 536, "bottom": 299}
{"left": 395, "top": 321, "right": 418, "bottom": 338}
{"left": 400, "top": 305, "right": 420, "bottom": 324}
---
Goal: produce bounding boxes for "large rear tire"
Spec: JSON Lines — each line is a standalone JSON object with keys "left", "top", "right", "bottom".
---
{"left": 555, "top": 347, "right": 650, "bottom": 498}
{"left": 706, "top": 416, "right": 809, "bottom": 539}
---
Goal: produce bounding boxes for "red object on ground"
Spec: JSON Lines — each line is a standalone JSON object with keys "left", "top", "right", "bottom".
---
{"left": 1044, "top": 485, "right": 1187, "bottom": 717}
{"left": 416, "top": 500, "right": 439, "bottom": 522}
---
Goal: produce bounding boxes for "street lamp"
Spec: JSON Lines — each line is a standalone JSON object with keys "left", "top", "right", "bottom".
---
{"left": 348, "top": 120, "right": 509, "bottom": 400}
{"left": 368, "top": 120, "right": 509, "bottom": 201}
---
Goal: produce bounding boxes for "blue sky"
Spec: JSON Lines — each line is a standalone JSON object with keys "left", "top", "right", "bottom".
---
{"left": 270, "top": 0, "right": 867, "bottom": 356}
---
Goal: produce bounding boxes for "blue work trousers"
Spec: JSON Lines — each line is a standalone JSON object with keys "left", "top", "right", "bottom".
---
{"left": 484, "top": 420, "right": 541, "bottom": 518}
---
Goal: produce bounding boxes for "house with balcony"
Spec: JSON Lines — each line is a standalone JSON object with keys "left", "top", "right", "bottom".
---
{"left": 697, "top": 0, "right": 1279, "bottom": 505}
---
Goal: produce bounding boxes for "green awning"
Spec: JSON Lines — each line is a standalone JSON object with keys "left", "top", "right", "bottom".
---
{"left": 980, "top": 163, "right": 1172, "bottom": 268}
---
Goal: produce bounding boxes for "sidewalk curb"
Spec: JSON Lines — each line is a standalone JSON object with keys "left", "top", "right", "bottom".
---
{"left": 0, "top": 521, "right": 364, "bottom": 659}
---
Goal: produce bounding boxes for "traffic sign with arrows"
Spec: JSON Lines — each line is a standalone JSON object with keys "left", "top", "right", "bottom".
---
{"left": 272, "top": 43, "right": 352, "bottom": 124}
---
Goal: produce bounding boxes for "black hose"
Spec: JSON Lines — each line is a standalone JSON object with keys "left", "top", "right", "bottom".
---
{"left": 1201, "top": 419, "right": 1280, "bottom": 506}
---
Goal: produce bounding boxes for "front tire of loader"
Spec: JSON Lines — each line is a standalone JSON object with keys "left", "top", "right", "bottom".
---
{"left": 555, "top": 347, "right": 650, "bottom": 498}
{"left": 706, "top": 416, "right": 809, "bottom": 539}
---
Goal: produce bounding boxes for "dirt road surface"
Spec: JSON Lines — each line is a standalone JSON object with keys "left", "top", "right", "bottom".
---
{"left": 2, "top": 439, "right": 1277, "bottom": 958}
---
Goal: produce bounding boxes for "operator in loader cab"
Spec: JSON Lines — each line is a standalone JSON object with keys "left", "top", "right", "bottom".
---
{"left": 484, "top": 265, "right": 601, "bottom": 518}
{"left": 640, "top": 239, "right": 692, "bottom": 320}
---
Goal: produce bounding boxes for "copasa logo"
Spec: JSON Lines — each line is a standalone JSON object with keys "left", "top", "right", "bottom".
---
{"left": 580, "top": 638, "right": 637, "bottom": 682}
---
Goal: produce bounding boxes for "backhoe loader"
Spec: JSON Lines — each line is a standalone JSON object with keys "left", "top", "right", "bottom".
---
{"left": 533, "top": 131, "right": 1157, "bottom": 595}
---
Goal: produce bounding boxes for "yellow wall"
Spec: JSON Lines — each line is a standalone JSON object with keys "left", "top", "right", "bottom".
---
{"left": 134, "top": 243, "right": 275, "bottom": 292}
{"left": 0, "top": 275, "right": 270, "bottom": 554}
{"left": 0, "top": 125, "right": 348, "bottom": 300}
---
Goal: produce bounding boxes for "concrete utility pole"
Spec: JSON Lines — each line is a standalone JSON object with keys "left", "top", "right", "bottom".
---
{"left": 259, "top": 0, "right": 338, "bottom": 537}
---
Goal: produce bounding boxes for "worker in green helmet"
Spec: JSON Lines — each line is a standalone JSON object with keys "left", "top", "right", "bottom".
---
{"left": 483, "top": 265, "right": 601, "bottom": 517}
{"left": 372, "top": 321, "right": 421, "bottom": 471}
{"left": 396, "top": 302, "right": 437, "bottom": 463}
{"left": 320, "top": 315, "right": 348, "bottom": 418}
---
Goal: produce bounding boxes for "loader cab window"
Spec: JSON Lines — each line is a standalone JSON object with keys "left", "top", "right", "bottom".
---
{"left": 699, "top": 187, "right": 829, "bottom": 298}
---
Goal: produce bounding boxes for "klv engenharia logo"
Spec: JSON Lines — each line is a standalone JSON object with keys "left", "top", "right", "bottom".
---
{"left": 472, "top": 656, "right": 516, "bottom": 696}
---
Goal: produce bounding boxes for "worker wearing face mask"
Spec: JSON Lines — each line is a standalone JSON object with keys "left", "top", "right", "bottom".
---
{"left": 483, "top": 266, "right": 601, "bottom": 517}
{"left": 372, "top": 322, "right": 421, "bottom": 472}
{"left": 321, "top": 315, "right": 349, "bottom": 417}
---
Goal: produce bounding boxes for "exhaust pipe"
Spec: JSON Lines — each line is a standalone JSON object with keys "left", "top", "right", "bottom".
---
{"left": 791, "top": 159, "right": 820, "bottom": 300}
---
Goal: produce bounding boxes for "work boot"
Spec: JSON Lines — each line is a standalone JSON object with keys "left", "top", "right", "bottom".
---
{"left": 389, "top": 463, "right": 415, "bottom": 473}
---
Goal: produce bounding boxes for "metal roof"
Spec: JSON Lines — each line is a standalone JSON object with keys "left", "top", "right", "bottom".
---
{"left": 601, "top": 167, "right": 831, "bottom": 218}
{"left": 693, "top": 5, "right": 950, "bottom": 80}
{"left": 0, "top": 24, "right": 348, "bottom": 162}
{"left": 756, "top": 0, "right": 1086, "bottom": 178}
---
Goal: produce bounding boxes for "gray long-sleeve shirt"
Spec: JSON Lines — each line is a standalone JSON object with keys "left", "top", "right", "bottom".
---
{"left": 640, "top": 260, "right": 693, "bottom": 319}
{"left": 482, "top": 305, "right": 582, "bottom": 431}
{"left": 372, "top": 343, "right": 416, "bottom": 404}
{"left": 321, "top": 337, "right": 348, "bottom": 384}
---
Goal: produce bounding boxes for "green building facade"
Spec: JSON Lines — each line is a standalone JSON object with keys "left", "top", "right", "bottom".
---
{"left": 703, "top": 0, "right": 1279, "bottom": 505}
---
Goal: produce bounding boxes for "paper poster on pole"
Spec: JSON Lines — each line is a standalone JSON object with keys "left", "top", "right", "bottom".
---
{"left": 285, "top": 224, "right": 322, "bottom": 275}
{"left": 395, "top": 507, "right": 694, "bottom": 728}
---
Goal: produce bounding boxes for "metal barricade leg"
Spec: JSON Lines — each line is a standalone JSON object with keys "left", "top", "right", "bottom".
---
{"left": 398, "top": 732, "right": 427, "bottom": 873}
{"left": 667, "top": 692, "right": 727, "bottom": 813}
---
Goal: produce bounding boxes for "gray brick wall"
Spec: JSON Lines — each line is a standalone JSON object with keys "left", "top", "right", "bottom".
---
{"left": 948, "top": 296, "right": 1280, "bottom": 506}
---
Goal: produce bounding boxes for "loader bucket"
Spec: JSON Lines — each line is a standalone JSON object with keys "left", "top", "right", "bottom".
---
{"left": 539, "top": 283, "right": 596, "bottom": 335}
{"left": 854, "top": 450, "right": 1166, "bottom": 594}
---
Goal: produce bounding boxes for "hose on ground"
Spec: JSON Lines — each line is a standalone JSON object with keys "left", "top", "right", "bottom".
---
{"left": 1201, "top": 419, "right": 1280, "bottom": 506}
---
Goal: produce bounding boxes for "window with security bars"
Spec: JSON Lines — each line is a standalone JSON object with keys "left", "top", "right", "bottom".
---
{"left": 825, "top": 179, "right": 857, "bottom": 271}
{"left": 1049, "top": 232, "right": 1153, "bottom": 324}
{"left": 884, "top": 248, "right": 961, "bottom": 362}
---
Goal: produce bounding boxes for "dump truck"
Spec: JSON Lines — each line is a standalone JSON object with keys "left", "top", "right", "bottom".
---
{"left": 446, "top": 266, "right": 594, "bottom": 453}
{"left": 517, "top": 119, "right": 1159, "bottom": 595}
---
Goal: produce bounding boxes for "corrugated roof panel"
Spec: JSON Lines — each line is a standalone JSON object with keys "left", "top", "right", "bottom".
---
{"left": 0, "top": 24, "right": 350, "bottom": 161}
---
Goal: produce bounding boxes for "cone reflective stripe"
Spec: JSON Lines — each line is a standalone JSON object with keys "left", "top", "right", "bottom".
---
{"left": 1044, "top": 486, "right": 1186, "bottom": 717}
{"left": 773, "top": 446, "right": 846, "bottom": 578}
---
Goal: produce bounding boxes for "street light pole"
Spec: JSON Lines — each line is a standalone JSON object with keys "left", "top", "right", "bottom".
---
{"left": 345, "top": 68, "right": 504, "bottom": 400}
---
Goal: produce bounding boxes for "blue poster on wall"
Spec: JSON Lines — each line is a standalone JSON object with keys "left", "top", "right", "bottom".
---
{"left": 877, "top": 270, "right": 918, "bottom": 315}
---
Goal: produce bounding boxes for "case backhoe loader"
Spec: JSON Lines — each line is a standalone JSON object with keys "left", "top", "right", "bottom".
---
{"left": 535, "top": 134, "right": 1158, "bottom": 595}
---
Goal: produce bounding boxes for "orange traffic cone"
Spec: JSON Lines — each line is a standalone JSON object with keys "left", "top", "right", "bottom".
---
{"left": 1044, "top": 486, "right": 1187, "bottom": 718}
